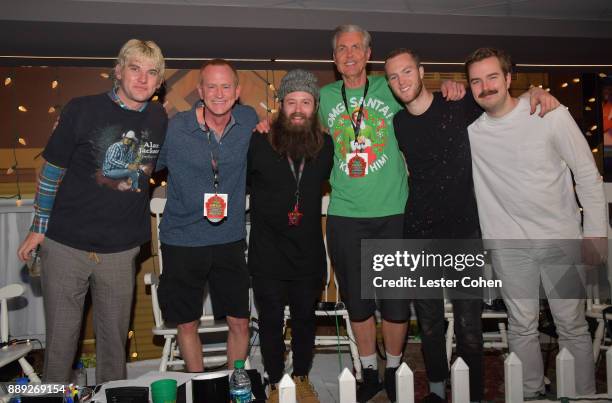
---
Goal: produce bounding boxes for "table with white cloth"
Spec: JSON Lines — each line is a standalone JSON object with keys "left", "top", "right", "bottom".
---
{"left": 0, "top": 199, "right": 45, "bottom": 344}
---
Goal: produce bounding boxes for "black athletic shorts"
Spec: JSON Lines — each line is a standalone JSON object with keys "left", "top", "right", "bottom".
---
{"left": 158, "top": 240, "right": 250, "bottom": 324}
{"left": 326, "top": 214, "right": 410, "bottom": 322}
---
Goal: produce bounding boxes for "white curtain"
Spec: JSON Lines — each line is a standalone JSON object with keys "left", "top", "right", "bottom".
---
{"left": 0, "top": 199, "right": 45, "bottom": 345}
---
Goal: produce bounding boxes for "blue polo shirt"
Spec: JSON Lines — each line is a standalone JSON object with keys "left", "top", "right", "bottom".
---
{"left": 157, "top": 102, "right": 258, "bottom": 247}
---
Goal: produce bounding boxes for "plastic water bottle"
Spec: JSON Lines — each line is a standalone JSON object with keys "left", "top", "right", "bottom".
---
{"left": 9, "top": 377, "right": 28, "bottom": 402}
{"left": 72, "top": 360, "right": 87, "bottom": 386}
{"left": 229, "top": 359, "right": 252, "bottom": 403}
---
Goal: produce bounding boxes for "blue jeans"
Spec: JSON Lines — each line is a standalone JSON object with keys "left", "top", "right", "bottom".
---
{"left": 104, "top": 168, "right": 139, "bottom": 190}
{"left": 415, "top": 298, "right": 484, "bottom": 400}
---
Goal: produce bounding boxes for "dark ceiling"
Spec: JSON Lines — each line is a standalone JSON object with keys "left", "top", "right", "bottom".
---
{"left": 2, "top": 0, "right": 612, "bottom": 72}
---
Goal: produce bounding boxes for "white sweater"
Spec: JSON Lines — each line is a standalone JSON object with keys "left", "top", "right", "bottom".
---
{"left": 468, "top": 97, "right": 606, "bottom": 241}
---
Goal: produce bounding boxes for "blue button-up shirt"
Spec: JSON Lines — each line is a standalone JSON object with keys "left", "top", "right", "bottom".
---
{"left": 157, "top": 102, "right": 259, "bottom": 246}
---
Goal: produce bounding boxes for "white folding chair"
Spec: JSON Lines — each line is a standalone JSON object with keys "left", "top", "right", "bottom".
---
{"left": 586, "top": 274, "right": 612, "bottom": 361}
{"left": 444, "top": 303, "right": 509, "bottom": 364}
{"left": 0, "top": 284, "right": 41, "bottom": 383}
{"left": 282, "top": 195, "right": 362, "bottom": 380}
{"left": 586, "top": 182, "right": 612, "bottom": 361}
{"left": 144, "top": 197, "right": 230, "bottom": 372}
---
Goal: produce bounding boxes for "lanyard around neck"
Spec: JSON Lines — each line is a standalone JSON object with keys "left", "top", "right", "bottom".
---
{"left": 199, "top": 106, "right": 221, "bottom": 193}
{"left": 341, "top": 78, "right": 369, "bottom": 142}
{"left": 287, "top": 156, "right": 305, "bottom": 201}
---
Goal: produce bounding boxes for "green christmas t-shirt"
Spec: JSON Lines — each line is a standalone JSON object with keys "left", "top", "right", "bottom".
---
{"left": 319, "top": 75, "right": 408, "bottom": 217}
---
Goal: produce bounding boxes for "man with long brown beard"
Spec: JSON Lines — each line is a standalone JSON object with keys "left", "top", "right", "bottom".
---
{"left": 247, "top": 69, "right": 333, "bottom": 403}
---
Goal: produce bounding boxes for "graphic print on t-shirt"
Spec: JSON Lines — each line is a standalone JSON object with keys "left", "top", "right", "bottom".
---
{"left": 331, "top": 104, "right": 391, "bottom": 175}
{"left": 93, "top": 125, "right": 160, "bottom": 192}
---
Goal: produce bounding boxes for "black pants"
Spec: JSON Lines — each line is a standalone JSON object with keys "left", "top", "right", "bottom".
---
{"left": 415, "top": 298, "right": 484, "bottom": 401}
{"left": 252, "top": 275, "right": 324, "bottom": 384}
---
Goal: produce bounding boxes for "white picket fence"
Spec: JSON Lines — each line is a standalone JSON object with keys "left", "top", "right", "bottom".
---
{"left": 275, "top": 348, "right": 612, "bottom": 403}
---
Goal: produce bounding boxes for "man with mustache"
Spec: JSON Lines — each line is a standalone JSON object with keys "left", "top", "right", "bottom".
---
{"left": 248, "top": 69, "right": 333, "bottom": 403}
{"left": 385, "top": 48, "right": 559, "bottom": 402}
{"left": 466, "top": 47, "right": 606, "bottom": 399}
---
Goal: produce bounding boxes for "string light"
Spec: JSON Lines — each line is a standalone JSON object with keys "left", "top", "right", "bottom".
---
{"left": 538, "top": 84, "right": 543, "bottom": 88}
{"left": 100, "top": 72, "right": 110, "bottom": 79}
{"left": 588, "top": 97, "right": 596, "bottom": 103}
{"left": 592, "top": 148, "right": 599, "bottom": 153}
{"left": 7, "top": 74, "right": 23, "bottom": 204}
{"left": 48, "top": 106, "right": 56, "bottom": 113}
{"left": 51, "top": 80, "right": 58, "bottom": 89}
{"left": 259, "top": 103, "right": 277, "bottom": 114}
{"left": 152, "top": 95, "right": 159, "bottom": 102}
{"left": 585, "top": 106, "right": 592, "bottom": 111}
{"left": 561, "top": 82, "right": 568, "bottom": 88}
{"left": 590, "top": 125, "right": 598, "bottom": 131}
{"left": 600, "top": 73, "right": 608, "bottom": 78}
{"left": 572, "top": 78, "right": 580, "bottom": 83}
{"left": 128, "top": 329, "right": 139, "bottom": 361}
{"left": 253, "top": 71, "right": 279, "bottom": 118}
{"left": 545, "top": 88, "right": 550, "bottom": 92}
{"left": 149, "top": 178, "right": 156, "bottom": 185}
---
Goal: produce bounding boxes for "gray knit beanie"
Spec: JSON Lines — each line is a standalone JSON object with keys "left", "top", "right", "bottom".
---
{"left": 277, "top": 69, "right": 320, "bottom": 102}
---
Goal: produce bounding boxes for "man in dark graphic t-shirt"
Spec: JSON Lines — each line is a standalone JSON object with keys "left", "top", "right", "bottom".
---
{"left": 385, "top": 48, "right": 559, "bottom": 402}
{"left": 17, "top": 39, "right": 168, "bottom": 384}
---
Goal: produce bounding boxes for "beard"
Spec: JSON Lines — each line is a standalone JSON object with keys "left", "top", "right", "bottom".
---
{"left": 269, "top": 111, "right": 324, "bottom": 160}
{"left": 401, "top": 78, "right": 424, "bottom": 105}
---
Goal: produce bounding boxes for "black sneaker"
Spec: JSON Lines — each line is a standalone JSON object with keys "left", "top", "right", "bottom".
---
{"left": 421, "top": 392, "right": 446, "bottom": 403}
{"left": 357, "top": 368, "right": 382, "bottom": 403}
{"left": 384, "top": 366, "right": 398, "bottom": 402}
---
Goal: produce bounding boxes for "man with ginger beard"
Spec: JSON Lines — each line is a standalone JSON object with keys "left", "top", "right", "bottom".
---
{"left": 247, "top": 69, "right": 333, "bottom": 403}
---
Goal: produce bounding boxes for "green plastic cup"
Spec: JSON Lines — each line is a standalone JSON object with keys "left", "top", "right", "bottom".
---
{"left": 151, "top": 378, "right": 178, "bottom": 403}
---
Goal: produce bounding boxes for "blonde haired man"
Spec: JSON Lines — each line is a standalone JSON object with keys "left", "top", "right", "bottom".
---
{"left": 18, "top": 39, "right": 167, "bottom": 383}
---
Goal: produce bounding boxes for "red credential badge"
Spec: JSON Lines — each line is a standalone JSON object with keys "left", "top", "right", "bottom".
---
{"left": 204, "top": 193, "right": 228, "bottom": 223}
{"left": 346, "top": 152, "right": 368, "bottom": 178}
{"left": 288, "top": 203, "right": 303, "bottom": 226}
